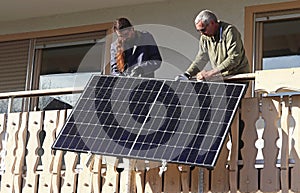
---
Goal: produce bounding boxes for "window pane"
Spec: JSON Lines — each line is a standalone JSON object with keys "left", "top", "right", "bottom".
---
{"left": 38, "top": 42, "right": 105, "bottom": 110}
{"left": 263, "top": 19, "right": 300, "bottom": 70}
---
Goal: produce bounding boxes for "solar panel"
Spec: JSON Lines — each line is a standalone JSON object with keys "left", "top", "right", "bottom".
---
{"left": 52, "top": 75, "right": 246, "bottom": 168}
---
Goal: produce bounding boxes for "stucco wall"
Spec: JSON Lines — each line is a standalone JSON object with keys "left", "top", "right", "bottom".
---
{"left": 0, "top": 0, "right": 292, "bottom": 78}
{"left": 0, "top": 0, "right": 292, "bottom": 36}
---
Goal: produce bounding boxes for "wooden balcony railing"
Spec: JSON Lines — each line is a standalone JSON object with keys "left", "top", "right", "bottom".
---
{"left": 0, "top": 69, "right": 299, "bottom": 193}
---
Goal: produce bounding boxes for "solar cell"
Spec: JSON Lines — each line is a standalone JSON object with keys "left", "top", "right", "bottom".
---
{"left": 52, "top": 75, "right": 246, "bottom": 168}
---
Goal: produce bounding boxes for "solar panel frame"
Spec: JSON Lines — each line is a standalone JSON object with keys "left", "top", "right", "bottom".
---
{"left": 52, "top": 75, "right": 246, "bottom": 168}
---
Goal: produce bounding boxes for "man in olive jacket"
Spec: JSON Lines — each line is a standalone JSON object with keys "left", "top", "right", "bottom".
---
{"left": 176, "top": 10, "right": 250, "bottom": 81}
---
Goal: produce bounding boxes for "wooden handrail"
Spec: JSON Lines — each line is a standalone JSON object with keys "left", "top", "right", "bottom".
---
{"left": 0, "top": 87, "right": 84, "bottom": 99}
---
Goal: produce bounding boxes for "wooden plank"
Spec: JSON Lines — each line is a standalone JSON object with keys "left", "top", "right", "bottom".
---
{"left": 1, "top": 113, "right": 21, "bottom": 193}
{"left": 22, "top": 111, "right": 43, "bottom": 193}
{"left": 60, "top": 109, "right": 79, "bottom": 193}
{"left": 52, "top": 110, "right": 67, "bottom": 193}
{"left": 179, "top": 165, "right": 190, "bottom": 193}
{"left": 255, "top": 68, "right": 300, "bottom": 94}
{"left": 13, "top": 112, "right": 28, "bottom": 193}
{"left": 228, "top": 112, "right": 239, "bottom": 193}
{"left": 92, "top": 155, "right": 102, "bottom": 193}
{"left": 60, "top": 151, "right": 78, "bottom": 193}
{"left": 0, "top": 114, "right": 7, "bottom": 174}
{"left": 119, "top": 159, "right": 136, "bottom": 193}
{"left": 279, "top": 97, "right": 289, "bottom": 193}
{"left": 163, "top": 164, "right": 181, "bottom": 193}
{"left": 38, "top": 110, "right": 59, "bottom": 193}
{"left": 135, "top": 160, "right": 146, "bottom": 193}
{"left": 101, "top": 156, "right": 119, "bottom": 193}
{"left": 210, "top": 136, "right": 229, "bottom": 192}
{"left": 191, "top": 167, "right": 209, "bottom": 193}
{"left": 145, "top": 167, "right": 162, "bottom": 193}
{"left": 77, "top": 153, "right": 93, "bottom": 193}
{"left": 239, "top": 98, "right": 259, "bottom": 192}
{"left": 259, "top": 98, "right": 280, "bottom": 192}
{"left": 290, "top": 95, "right": 300, "bottom": 192}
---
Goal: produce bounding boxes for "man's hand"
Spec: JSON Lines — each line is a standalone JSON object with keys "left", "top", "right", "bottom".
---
{"left": 175, "top": 72, "right": 190, "bottom": 81}
{"left": 196, "top": 69, "right": 220, "bottom": 81}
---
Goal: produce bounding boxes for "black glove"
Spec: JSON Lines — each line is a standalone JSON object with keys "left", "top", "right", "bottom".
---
{"left": 130, "top": 66, "right": 144, "bottom": 77}
{"left": 175, "top": 72, "right": 190, "bottom": 81}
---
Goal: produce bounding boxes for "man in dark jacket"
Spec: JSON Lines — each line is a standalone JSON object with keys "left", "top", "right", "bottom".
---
{"left": 110, "top": 18, "right": 162, "bottom": 78}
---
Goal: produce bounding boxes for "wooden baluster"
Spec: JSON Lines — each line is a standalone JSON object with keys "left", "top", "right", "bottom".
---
{"left": 77, "top": 153, "right": 94, "bottom": 193}
{"left": 0, "top": 114, "right": 7, "bottom": 175}
{"left": 101, "top": 156, "right": 119, "bottom": 193}
{"left": 239, "top": 98, "right": 259, "bottom": 192}
{"left": 163, "top": 164, "right": 180, "bottom": 193}
{"left": 14, "top": 112, "right": 28, "bottom": 193}
{"left": 210, "top": 135, "right": 230, "bottom": 192}
{"left": 290, "top": 95, "right": 300, "bottom": 192}
{"left": 275, "top": 96, "right": 283, "bottom": 168}
{"left": 119, "top": 159, "right": 136, "bottom": 193}
{"left": 1, "top": 113, "right": 21, "bottom": 193}
{"left": 254, "top": 95, "right": 265, "bottom": 169}
{"left": 190, "top": 167, "right": 209, "bottom": 193}
{"left": 144, "top": 165, "right": 162, "bottom": 193}
{"left": 38, "top": 110, "right": 59, "bottom": 193}
{"left": 228, "top": 111, "right": 239, "bottom": 193}
{"left": 92, "top": 155, "right": 102, "bottom": 193}
{"left": 179, "top": 165, "right": 190, "bottom": 193}
{"left": 260, "top": 97, "right": 280, "bottom": 192}
{"left": 135, "top": 160, "right": 145, "bottom": 193}
{"left": 52, "top": 110, "right": 67, "bottom": 193}
{"left": 277, "top": 96, "right": 289, "bottom": 192}
{"left": 60, "top": 150, "right": 78, "bottom": 193}
{"left": 23, "top": 111, "right": 43, "bottom": 193}
{"left": 288, "top": 96, "right": 295, "bottom": 167}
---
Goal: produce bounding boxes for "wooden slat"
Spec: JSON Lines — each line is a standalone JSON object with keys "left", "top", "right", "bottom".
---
{"left": 38, "top": 110, "right": 59, "bottom": 193}
{"left": 92, "top": 155, "right": 102, "bottom": 193}
{"left": 0, "top": 114, "right": 6, "bottom": 174}
{"left": 228, "top": 112, "right": 239, "bottom": 192}
{"left": 144, "top": 167, "right": 162, "bottom": 193}
{"left": 163, "top": 164, "right": 181, "bottom": 193}
{"left": 0, "top": 113, "right": 21, "bottom": 193}
{"left": 101, "top": 156, "right": 119, "bottom": 193}
{"left": 60, "top": 110, "right": 78, "bottom": 193}
{"left": 290, "top": 95, "right": 300, "bottom": 192}
{"left": 239, "top": 98, "right": 259, "bottom": 192}
{"left": 77, "top": 153, "right": 93, "bottom": 193}
{"left": 52, "top": 110, "right": 67, "bottom": 193}
{"left": 180, "top": 165, "right": 190, "bottom": 193}
{"left": 210, "top": 135, "right": 230, "bottom": 192}
{"left": 22, "top": 111, "right": 43, "bottom": 193}
{"left": 119, "top": 159, "right": 136, "bottom": 193}
{"left": 259, "top": 98, "right": 280, "bottom": 192}
{"left": 13, "top": 112, "right": 28, "bottom": 193}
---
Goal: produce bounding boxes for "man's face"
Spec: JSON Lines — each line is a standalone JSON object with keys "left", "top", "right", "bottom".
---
{"left": 195, "top": 20, "right": 215, "bottom": 37}
{"left": 116, "top": 27, "right": 135, "bottom": 41}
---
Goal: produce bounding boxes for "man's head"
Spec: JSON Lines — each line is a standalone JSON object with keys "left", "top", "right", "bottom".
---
{"left": 194, "top": 10, "right": 219, "bottom": 37}
{"left": 113, "top": 17, "right": 135, "bottom": 41}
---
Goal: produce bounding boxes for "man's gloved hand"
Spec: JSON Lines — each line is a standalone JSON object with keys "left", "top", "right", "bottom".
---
{"left": 175, "top": 72, "right": 190, "bottom": 81}
{"left": 130, "top": 66, "right": 144, "bottom": 77}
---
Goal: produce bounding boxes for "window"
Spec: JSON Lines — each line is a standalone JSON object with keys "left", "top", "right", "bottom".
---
{"left": 0, "top": 23, "right": 112, "bottom": 112}
{"left": 33, "top": 31, "right": 107, "bottom": 110}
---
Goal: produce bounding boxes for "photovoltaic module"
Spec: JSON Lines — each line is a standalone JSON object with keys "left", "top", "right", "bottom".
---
{"left": 52, "top": 75, "right": 246, "bottom": 168}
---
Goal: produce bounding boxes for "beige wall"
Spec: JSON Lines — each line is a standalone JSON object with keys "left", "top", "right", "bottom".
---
{"left": 0, "top": 0, "right": 292, "bottom": 37}
{"left": 0, "top": 0, "right": 292, "bottom": 79}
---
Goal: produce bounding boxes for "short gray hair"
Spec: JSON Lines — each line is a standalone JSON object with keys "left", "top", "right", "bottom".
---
{"left": 194, "top": 10, "right": 218, "bottom": 25}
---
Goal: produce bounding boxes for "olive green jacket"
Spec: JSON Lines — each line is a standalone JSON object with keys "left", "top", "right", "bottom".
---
{"left": 186, "top": 21, "right": 250, "bottom": 77}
